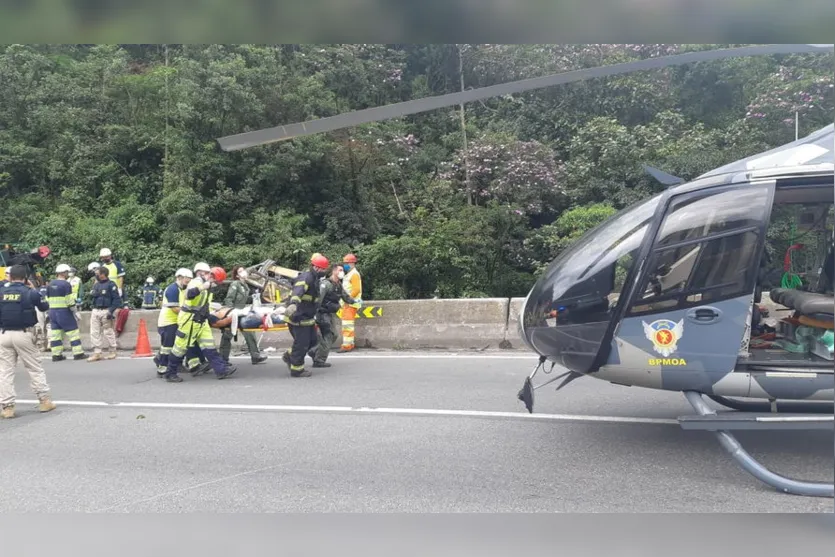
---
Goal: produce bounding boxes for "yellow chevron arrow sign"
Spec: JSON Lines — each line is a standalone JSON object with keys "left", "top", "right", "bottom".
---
{"left": 336, "top": 306, "right": 383, "bottom": 319}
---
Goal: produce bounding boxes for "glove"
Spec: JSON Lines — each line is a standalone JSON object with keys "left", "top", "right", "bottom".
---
{"left": 284, "top": 304, "right": 297, "bottom": 318}
{"left": 107, "top": 312, "right": 115, "bottom": 320}
{"left": 208, "top": 314, "right": 219, "bottom": 325}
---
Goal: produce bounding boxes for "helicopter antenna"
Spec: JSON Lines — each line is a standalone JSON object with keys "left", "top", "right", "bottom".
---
{"left": 641, "top": 164, "right": 685, "bottom": 186}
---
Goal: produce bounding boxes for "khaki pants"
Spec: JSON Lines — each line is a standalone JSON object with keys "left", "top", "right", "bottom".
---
{"left": 90, "top": 309, "right": 117, "bottom": 354}
{"left": 0, "top": 329, "right": 50, "bottom": 406}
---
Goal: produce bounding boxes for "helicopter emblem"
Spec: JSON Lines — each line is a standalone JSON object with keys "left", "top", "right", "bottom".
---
{"left": 643, "top": 319, "right": 684, "bottom": 357}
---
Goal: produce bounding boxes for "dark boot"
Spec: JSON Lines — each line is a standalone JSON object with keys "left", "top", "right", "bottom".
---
{"left": 204, "top": 348, "right": 235, "bottom": 379}
{"left": 251, "top": 355, "right": 268, "bottom": 365}
{"left": 312, "top": 361, "right": 331, "bottom": 368}
{"left": 217, "top": 365, "right": 237, "bottom": 379}
{"left": 191, "top": 362, "right": 211, "bottom": 376}
{"left": 73, "top": 353, "right": 88, "bottom": 360}
{"left": 52, "top": 354, "right": 66, "bottom": 362}
{"left": 164, "top": 354, "right": 184, "bottom": 383}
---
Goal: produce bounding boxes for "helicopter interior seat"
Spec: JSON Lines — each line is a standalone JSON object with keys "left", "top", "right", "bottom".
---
{"left": 768, "top": 288, "right": 834, "bottom": 323}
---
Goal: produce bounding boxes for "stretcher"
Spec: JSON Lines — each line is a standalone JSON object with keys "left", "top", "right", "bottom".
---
{"left": 208, "top": 304, "right": 290, "bottom": 335}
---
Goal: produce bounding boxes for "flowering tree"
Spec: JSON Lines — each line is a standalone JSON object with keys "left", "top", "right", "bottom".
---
{"left": 745, "top": 55, "right": 834, "bottom": 129}
{"left": 440, "top": 133, "right": 565, "bottom": 215}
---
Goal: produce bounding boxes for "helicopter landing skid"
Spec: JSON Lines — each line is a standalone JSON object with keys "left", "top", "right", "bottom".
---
{"left": 681, "top": 390, "right": 834, "bottom": 498}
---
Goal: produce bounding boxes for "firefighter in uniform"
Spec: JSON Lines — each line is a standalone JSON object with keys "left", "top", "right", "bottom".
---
{"left": 162, "top": 263, "right": 235, "bottom": 383}
{"left": 282, "top": 254, "right": 330, "bottom": 377}
{"left": 339, "top": 253, "right": 362, "bottom": 352}
{"left": 154, "top": 268, "right": 193, "bottom": 377}
{"left": 0, "top": 265, "right": 57, "bottom": 419}
{"left": 46, "top": 264, "right": 88, "bottom": 362}
{"left": 309, "top": 264, "right": 357, "bottom": 367}
{"left": 141, "top": 276, "right": 161, "bottom": 309}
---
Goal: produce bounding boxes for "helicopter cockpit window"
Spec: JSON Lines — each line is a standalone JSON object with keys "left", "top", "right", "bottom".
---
{"left": 628, "top": 185, "right": 770, "bottom": 316}
{"left": 523, "top": 193, "right": 661, "bottom": 331}
{"left": 520, "top": 194, "right": 661, "bottom": 372}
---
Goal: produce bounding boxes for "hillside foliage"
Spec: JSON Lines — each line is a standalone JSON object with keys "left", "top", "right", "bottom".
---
{"left": 1, "top": 44, "right": 832, "bottom": 301}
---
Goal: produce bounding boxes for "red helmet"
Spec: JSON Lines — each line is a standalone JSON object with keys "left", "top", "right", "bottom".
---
{"left": 343, "top": 253, "right": 357, "bottom": 264}
{"left": 210, "top": 266, "right": 227, "bottom": 283}
{"left": 311, "top": 254, "right": 330, "bottom": 269}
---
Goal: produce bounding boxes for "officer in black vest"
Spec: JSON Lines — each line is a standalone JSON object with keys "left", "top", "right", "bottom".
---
{"left": 0, "top": 265, "right": 57, "bottom": 419}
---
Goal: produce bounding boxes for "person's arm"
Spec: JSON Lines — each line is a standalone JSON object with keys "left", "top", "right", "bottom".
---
{"left": 31, "top": 289, "right": 50, "bottom": 312}
{"left": 115, "top": 260, "right": 126, "bottom": 289}
{"left": 347, "top": 271, "right": 362, "bottom": 299}
{"left": 185, "top": 278, "right": 204, "bottom": 300}
{"left": 285, "top": 274, "right": 310, "bottom": 318}
{"left": 108, "top": 282, "right": 122, "bottom": 317}
{"left": 163, "top": 285, "right": 180, "bottom": 313}
{"left": 224, "top": 281, "right": 240, "bottom": 306}
{"left": 63, "top": 281, "right": 77, "bottom": 309}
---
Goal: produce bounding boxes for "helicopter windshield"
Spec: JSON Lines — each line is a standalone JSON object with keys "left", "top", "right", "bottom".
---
{"left": 521, "top": 194, "right": 662, "bottom": 373}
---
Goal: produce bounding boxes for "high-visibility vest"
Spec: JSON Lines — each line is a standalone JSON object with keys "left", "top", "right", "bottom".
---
{"left": 342, "top": 268, "right": 362, "bottom": 300}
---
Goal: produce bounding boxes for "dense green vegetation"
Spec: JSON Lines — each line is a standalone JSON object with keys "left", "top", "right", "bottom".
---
{"left": 1, "top": 44, "right": 832, "bottom": 301}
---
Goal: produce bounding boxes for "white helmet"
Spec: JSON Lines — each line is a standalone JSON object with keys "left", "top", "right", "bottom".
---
{"left": 146, "top": 276, "right": 154, "bottom": 284}
{"left": 175, "top": 268, "right": 193, "bottom": 278}
{"left": 55, "top": 263, "right": 72, "bottom": 274}
{"left": 193, "top": 262, "right": 211, "bottom": 273}
{"left": 87, "top": 261, "right": 101, "bottom": 272}
{"left": 99, "top": 248, "right": 112, "bottom": 257}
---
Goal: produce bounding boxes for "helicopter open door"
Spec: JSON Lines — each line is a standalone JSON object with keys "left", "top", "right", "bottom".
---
{"left": 605, "top": 182, "right": 775, "bottom": 392}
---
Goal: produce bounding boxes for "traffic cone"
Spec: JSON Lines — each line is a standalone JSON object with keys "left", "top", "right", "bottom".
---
{"left": 132, "top": 318, "right": 154, "bottom": 358}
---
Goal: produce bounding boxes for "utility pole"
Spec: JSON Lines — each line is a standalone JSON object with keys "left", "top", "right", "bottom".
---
{"left": 457, "top": 44, "right": 471, "bottom": 206}
{"left": 163, "top": 44, "right": 170, "bottom": 190}
{"left": 795, "top": 111, "right": 798, "bottom": 141}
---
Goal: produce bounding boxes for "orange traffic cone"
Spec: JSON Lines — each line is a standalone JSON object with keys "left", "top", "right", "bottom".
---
{"left": 132, "top": 318, "right": 154, "bottom": 358}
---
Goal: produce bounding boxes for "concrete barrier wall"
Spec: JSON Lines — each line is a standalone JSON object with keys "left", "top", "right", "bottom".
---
{"left": 47, "top": 292, "right": 781, "bottom": 353}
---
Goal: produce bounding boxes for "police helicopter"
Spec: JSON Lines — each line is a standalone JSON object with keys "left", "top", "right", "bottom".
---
{"left": 215, "top": 44, "right": 835, "bottom": 498}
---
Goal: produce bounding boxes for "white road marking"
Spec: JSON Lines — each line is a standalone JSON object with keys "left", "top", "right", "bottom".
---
{"left": 39, "top": 352, "right": 539, "bottom": 361}
{"left": 14, "top": 398, "right": 678, "bottom": 425}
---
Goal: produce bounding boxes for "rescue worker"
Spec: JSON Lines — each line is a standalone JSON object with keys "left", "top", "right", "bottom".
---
{"left": 162, "top": 263, "right": 236, "bottom": 383}
{"left": 0, "top": 265, "right": 56, "bottom": 419}
{"left": 88, "top": 266, "right": 121, "bottom": 362}
{"left": 309, "top": 264, "right": 357, "bottom": 368}
{"left": 98, "top": 248, "right": 126, "bottom": 298}
{"left": 339, "top": 253, "right": 363, "bottom": 352}
{"left": 141, "top": 276, "right": 161, "bottom": 309}
{"left": 282, "top": 253, "right": 330, "bottom": 377}
{"left": 219, "top": 265, "right": 267, "bottom": 365}
{"left": 154, "top": 268, "right": 192, "bottom": 377}
{"left": 46, "top": 264, "right": 88, "bottom": 362}
{"left": 68, "top": 267, "right": 82, "bottom": 311}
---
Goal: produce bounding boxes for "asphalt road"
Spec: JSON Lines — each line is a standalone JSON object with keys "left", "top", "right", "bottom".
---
{"left": 1, "top": 350, "right": 832, "bottom": 512}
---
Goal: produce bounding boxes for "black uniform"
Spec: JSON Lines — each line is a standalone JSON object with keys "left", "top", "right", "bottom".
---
{"left": 0, "top": 281, "right": 49, "bottom": 331}
{"left": 310, "top": 278, "right": 355, "bottom": 365}
{"left": 282, "top": 268, "right": 322, "bottom": 376}
{"left": 90, "top": 278, "right": 122, "bottom": 316}
{"left": 1, "top": 279, "right": 52, "bottom": 411}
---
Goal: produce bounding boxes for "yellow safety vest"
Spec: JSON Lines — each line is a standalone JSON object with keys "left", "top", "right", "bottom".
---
{"left": 157, "top": 283, "right": 181, "bottom": 327}
{"left": 343, "top": 268, "right": 362, "bottom": 299}
{"left": 178, "top": 277, "right": 212, "bottom": 326}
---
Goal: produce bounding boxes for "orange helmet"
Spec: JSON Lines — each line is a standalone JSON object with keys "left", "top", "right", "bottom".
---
{"left": 210, "top": 266, "right": 227, "bottom": 283}
{"left": 343, "top": 253, "right": 357, "bottom": 264}
{"left": 311, "top": 254, "right": 330, "bottom": 269}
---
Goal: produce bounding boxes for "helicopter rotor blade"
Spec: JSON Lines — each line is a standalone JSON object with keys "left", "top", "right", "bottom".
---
{"left": 217, "top": 43, "right": 833, "bottom": 152}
